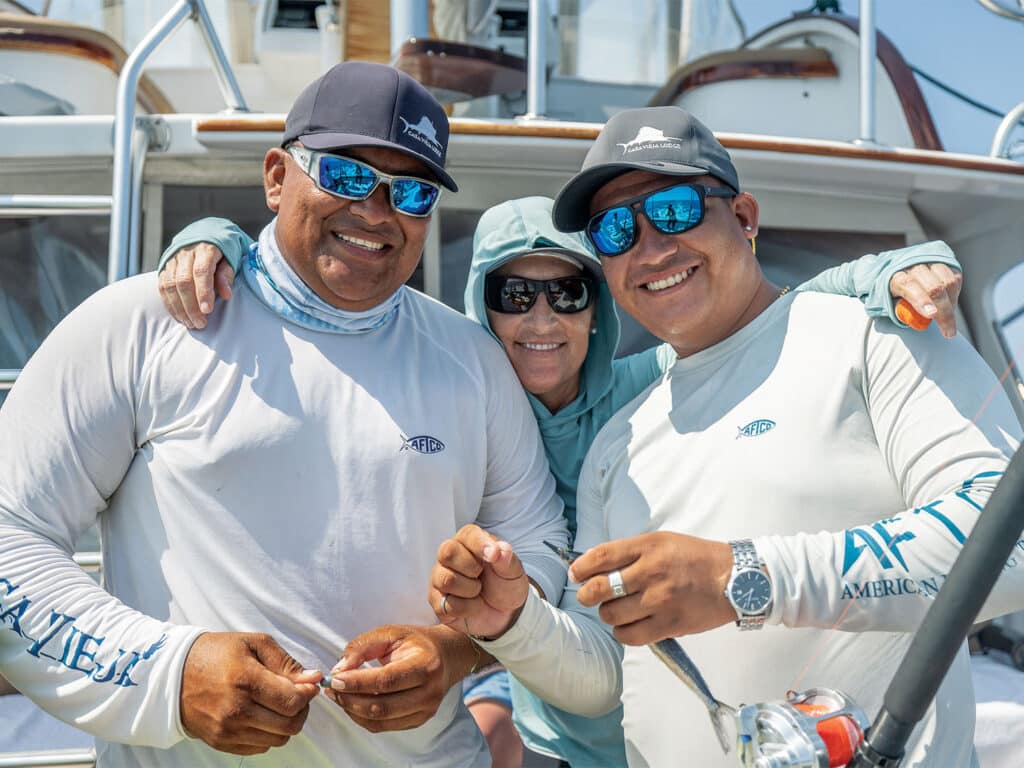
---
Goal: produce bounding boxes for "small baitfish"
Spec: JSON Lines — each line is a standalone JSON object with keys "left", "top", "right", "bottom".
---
{"left": 543, "top": 540, "right": 737, "bottom": 754}
{"left": 648, "top": 638, "right": 737, "bottom": 754}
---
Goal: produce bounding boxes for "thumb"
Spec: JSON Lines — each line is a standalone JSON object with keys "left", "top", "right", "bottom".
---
{"left": 482, "top": 540, "right": 524, "bottom": 581}
{"left": 335, "top": 627, "right": 401, "bottom": 673}
{"left": 249, "top": 634, "right": 320, "bottom": 685}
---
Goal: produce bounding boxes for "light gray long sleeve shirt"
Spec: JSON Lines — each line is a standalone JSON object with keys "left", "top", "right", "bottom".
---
{"left": 0, "top": 272, "right": 567, "bottom": 767}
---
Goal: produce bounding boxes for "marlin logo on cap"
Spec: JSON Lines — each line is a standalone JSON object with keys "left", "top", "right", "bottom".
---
{"left": 617, "top": 126, "right": 683, "bottom": 155}
{"left": 400, "top": 115, "right": 443, "bottom": 157}
{"left": 400, "top": 433, "right": 446, "bottom": 454}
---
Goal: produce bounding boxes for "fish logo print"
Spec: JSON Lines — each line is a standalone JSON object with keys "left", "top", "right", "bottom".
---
{"left": 617, "top": 126, "right": 683, "bottom": 154}
{"left": 736, "top": 419, "right": 776, "bottom": 438}
{"left": 400, "top": 434, "right": 446, "bottom": 454}
{"left": 400, "top": 115, "right": 443, "bottom": 156}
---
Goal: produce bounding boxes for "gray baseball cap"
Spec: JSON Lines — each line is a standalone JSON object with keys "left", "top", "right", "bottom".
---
{"left": 552, "top": 106, "right": 739, "bottom": 231}
{"left": 283, "top": 61, "right": 458, "bottom": 192}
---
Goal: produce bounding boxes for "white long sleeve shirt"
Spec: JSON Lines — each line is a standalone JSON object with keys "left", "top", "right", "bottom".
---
{"left": 483, "top": 291, "right": 1023, "bottom": 768}
{"left": 0, "top": 272, "right": 567, "bottom": 767}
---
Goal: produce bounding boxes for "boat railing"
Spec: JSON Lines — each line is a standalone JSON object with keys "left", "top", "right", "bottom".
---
{"left": 992, "top": 102, "right": 1024, "bottom": 159}
{"left": 0, "top": 750, "right": 95, "bottom": 768}
{"left": 976, "top": 0, "right": 1024, "bottom": 158}
{"left": 108, "top": 0, "right": 249, "bottom": 284}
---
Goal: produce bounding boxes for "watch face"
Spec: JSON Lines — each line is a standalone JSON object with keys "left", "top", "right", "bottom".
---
{"left": 730, "top": 570, "right": 772, "bottom": 614}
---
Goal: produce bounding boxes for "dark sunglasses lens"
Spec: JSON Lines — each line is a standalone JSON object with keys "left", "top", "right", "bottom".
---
{"left": 318, "top": 155, "right": 377, "bottom": 198}
{"left": 588, "top": 207, "right": 635, "bottom": 256}
{"left": 391, "top": 178, "right": 440, "bottom": 216}
{"left": 645, "top": 185, "right": 702, "bottom": 234}
{"left": 485, "top": 277, "right": 538, "bottom": 313}
{"left": 547, "top": 278, "right": 592, "bottom": 313}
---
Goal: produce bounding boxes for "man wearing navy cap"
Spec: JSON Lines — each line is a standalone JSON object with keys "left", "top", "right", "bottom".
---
{"left": 0, "top": 62, "right": 567, "bottom": 767}
{"left": 435, "top": 106, "right": 1022, "bottom": 767}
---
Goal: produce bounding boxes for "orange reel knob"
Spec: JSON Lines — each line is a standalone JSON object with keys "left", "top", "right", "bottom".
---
{"left": 895, "top": 299, "right": 932, "bottom": 331}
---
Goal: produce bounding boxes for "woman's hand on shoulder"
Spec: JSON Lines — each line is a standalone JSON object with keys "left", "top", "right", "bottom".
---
{"left": 158, "top": 242, "right": 235, "bottom": 329}
{"left": 889, "top": 262, "right": 962, "bottom": 338}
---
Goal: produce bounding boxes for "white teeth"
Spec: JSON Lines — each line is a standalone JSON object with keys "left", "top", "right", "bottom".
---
{"left": 645, "top": 267, "right": 696, "bottom": 291}
{"left": 336, "top": 233, "right": 385, "bottom": 251}
{"left": 522, "top": 343, "right": 561, "bottom": 351}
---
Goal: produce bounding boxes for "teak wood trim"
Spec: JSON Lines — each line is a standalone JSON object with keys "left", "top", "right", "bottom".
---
{"left": 393, "top": 38, "right": 527, "bottom": 100}
{"left": 194, "top": 116, "right": 1024, "bottom": 177}
{"left": 649, "top": 47, "right": 838, "bottom": 108}
{"left": 0, "top": 12, "right": 175, "bottom": 114}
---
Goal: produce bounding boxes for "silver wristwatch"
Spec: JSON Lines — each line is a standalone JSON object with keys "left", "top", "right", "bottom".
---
{"left": 725, "top": 539, "right": 773, "bottom": 631}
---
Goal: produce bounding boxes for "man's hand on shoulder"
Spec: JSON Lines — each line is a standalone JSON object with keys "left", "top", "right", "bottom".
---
{"left": 322, "top": 624, "right": 480, "bottom": 733}
{"left": 180, "top": 632, "right": 321, "bottom": 756}
{"left": 158, "top": 243, "right": 235, "bottom": 330}
{"left": 570, "top": 532, "right": 736, "bottom": 644}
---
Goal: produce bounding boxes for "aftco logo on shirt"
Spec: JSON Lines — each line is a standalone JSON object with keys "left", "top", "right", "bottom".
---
{"left": 400, "top": 434, "right": 446, "bottom": 454}
{"left": 736, "top": 419, "right": 776, "bottom": 438}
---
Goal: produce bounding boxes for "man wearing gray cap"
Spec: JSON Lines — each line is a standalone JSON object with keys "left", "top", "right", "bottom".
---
{"left": 0, "top": 61, "right": 566, "bottom": 767}
{"left": 436, "top": 106, "right": 1023, "bottom": 767}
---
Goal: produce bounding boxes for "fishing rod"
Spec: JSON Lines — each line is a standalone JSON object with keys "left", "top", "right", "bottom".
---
{"left": 737, "top": 443, "right": 1024, "bottom": 767}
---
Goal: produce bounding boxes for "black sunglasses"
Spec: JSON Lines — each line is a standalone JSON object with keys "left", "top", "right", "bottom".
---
{"left": 484, "top": 275, "right": 596, "bottom": 314}
{"left": 586, "top": 182, "right": 736, "bottom": 257}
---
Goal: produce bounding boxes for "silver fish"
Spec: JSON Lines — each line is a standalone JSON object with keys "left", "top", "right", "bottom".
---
{"left": 649, "top": 638, "right": 736, "bottom": 754}
{"left": 543, "top": 540, "right": 737, "bottom": 754}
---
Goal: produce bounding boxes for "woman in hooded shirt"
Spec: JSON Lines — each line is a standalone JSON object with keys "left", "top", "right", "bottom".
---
{"left": 157, "top": 203, "right": 961, "bottom": 767}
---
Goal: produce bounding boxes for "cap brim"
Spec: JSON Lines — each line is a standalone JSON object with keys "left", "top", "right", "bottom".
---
{"left": 297, "top": 131, "right": 459, "bottom": 192}
{"left": 552, "top": 160, "right": 714, "bottom": 232}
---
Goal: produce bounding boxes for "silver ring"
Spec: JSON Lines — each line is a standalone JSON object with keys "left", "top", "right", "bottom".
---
{"left": 608, "top": 570, "right": 627, "bottom": 598}
{"left": 440, "top": 595, "right": 450, "bottom": 615}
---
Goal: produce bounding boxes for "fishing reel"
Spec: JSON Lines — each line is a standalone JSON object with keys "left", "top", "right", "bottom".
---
{"left": 736, "top": 688, "right": 870, "bottom": 768}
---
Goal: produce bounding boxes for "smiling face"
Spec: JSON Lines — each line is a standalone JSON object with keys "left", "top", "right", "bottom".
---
{"left": 264, "top": 145, "right": 433, "bottom": 311}
{"left": 589, "top": 170, "right": 775, "bottom": 357}
{"left": 485, "top": 255, "right": 595, "bottom": 414}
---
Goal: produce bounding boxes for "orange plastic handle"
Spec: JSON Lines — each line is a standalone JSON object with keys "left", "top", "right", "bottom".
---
{"left": 895, "top": 299, "right": 932, "bottom": 331}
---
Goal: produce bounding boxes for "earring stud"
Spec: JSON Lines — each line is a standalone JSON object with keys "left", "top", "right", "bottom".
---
{"left": 744, "top": 226, "right": 753, "bottom": 231}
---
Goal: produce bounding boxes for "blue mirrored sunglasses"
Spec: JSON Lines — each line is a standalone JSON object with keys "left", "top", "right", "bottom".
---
{"left": 586, "top": 183, "right": 736, "bottom": 257}
{"left": 287, "top": 145, "right": 442, "bottom": 218}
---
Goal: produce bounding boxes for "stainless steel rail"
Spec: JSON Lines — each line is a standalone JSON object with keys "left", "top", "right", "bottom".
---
{"left": 525, "top": 0, "right": 548, "bottom": 119}
{"left": 0, "top": 196, "right": 112, "bottom": 217}
{"left": 108, "top": 0, "right": 250, "bottom": 283}
{"left": 389, "top": 0, "right": 429, "bottom": 56}
{"left": 991, "top": 102, "right": 1024, "bottom": 158}
{"left": 855, "top": 0, "right": 879, "bottom": 146}
{"left": 0, "top": 751, "right": 95, "bottom": 768}
{"left": 108, "top": 0, "right": 192, "bottom": 284}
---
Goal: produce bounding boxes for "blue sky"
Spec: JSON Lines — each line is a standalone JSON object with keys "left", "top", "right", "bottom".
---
{"left": 735, "top": 1, "right": 1023, "bottom": 158}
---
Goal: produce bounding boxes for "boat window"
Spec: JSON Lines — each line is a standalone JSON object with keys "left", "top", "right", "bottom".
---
{"left": 754, "top": 228, "right": 908, "bottom": 292}
{"left": 438, "top": 209, "right": 478, "bottom": 312}
{"left": 0, "top": 216, "right": 107, "bottom": 375}
{"left": 993, "top": 262, "right": 1024, "bottom": 404}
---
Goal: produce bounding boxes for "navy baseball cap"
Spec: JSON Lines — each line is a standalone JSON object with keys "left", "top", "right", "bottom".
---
{"left": 552, "top": 106, "right": 739, "bottom": 231}
{"left": 283, "top": 61, "right": 458, "bottom": 192}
